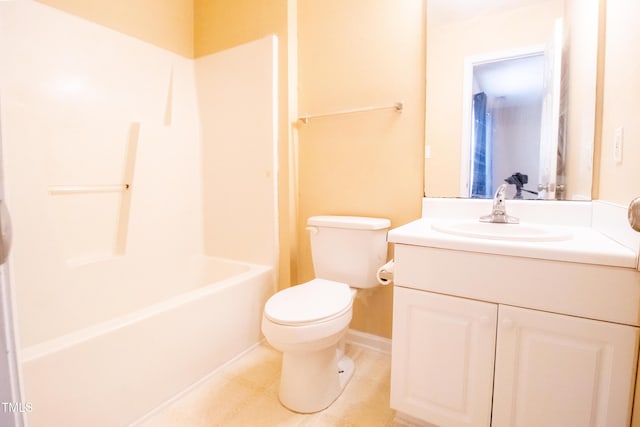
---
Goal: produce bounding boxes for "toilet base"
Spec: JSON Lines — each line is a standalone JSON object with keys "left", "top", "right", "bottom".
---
{"left": 337, "top": 354, "right": 355, "bottom": 390}
{"left": 278, "top": 347, "right": 355, "bottom": 413}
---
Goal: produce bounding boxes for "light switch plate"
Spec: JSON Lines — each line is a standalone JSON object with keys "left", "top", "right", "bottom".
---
{"left": 614, "top": 126, "right": 624, "bottom": 164}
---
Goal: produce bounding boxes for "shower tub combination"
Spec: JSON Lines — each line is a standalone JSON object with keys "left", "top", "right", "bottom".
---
{"left": 20, "top": 255, "right": 274, "bottom": 426}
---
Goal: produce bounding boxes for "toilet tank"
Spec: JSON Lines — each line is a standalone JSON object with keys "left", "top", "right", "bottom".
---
{"left": 307, "top": 216, "right": 390, "bottom": 289}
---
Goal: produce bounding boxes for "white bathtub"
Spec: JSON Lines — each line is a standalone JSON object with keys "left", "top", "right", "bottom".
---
{"left": 20, "top": 255, "right": 274, "bottom": 427}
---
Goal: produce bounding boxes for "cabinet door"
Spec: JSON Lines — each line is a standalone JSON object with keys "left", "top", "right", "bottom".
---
{"left": 492, "top": 305, "right": 639, "bottom": 427}
{"left": 391, "top": 287, "right": 498, "bottom": 427}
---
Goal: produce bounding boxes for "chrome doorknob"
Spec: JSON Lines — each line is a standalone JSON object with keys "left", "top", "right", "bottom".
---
{"left": 0, "top": 200, "right": 12, "bottom": 265}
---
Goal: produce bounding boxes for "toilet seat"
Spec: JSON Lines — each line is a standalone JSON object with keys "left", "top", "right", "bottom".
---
{"left": 264, "top": 279, "right": 353, "bottom": 326}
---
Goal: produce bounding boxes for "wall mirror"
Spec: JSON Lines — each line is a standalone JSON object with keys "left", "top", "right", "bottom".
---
{"left": 424, "top": 0, "right": 599, "bottom": 200}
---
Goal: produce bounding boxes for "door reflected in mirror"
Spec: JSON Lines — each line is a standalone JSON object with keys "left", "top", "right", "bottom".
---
{"left": 424, "top": 0, "right": 599, "bottom": 201}
{"left": 466, "top": 50, "right": 545, "bottom": 200}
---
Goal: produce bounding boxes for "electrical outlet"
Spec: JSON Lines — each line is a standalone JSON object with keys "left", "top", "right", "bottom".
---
{"left": 614, "top": 126, "right": 624, "bottom": 164}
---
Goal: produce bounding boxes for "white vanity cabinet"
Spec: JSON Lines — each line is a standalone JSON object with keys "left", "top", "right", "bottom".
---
{"left": 390, "top": 242, "right": 640, "bottom": 427}
{"left": 391, "top": 287, "right": 497, "bottom": 427}
{"left": 492, "top": 305, "right": 638, "bottom": 427}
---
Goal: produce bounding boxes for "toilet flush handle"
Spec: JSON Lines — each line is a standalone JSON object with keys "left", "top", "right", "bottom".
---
{"left": 305, "top": 226, "right": 319, "bottom": 236}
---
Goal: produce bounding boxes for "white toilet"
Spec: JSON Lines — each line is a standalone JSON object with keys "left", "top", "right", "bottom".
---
{"left": 261, "top": 215, "right": 390, "bottom": 413}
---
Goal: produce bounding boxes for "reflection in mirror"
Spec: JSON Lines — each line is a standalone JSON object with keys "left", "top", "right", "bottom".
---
{"left": 466, "top": 49, "right": 545, "bottom": 199}
{"left": 424, "top": 0, "right": 599, "bottom": 200}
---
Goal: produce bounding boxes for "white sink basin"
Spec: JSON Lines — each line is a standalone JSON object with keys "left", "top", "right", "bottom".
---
{"left": 431, "top": 220, "right": 572, "bottom": 242}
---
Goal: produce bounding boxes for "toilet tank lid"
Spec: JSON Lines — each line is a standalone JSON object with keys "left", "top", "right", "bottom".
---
{"left": 307, "top": 216, "right": 391, "bottom": 230}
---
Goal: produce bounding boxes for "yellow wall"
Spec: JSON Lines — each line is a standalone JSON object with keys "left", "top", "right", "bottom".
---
{"left": 596, "top": 0, "right": 640, "bottom": 205}
{"left": 194, "top": 0, "right": 285, "bottom": 58}
{"left": 35, "top": 0, "right": 194, "bottom": 58}
{"left": 297, "top": 0, "right": 426, "bottom": 338}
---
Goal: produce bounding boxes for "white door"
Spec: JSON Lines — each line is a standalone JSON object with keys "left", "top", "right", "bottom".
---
{"left": 391, "top": 287, "right": 497, "bottom": 427}
{"left": 492, "top": 305, "right": 639, "bottom": 427}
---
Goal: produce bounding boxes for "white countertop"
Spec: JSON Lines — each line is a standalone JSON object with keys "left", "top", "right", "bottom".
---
{"left": 388, "top": 217, "right": 638, "bottom": 268}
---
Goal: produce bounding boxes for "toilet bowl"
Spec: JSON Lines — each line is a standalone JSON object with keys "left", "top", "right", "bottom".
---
{"left": 261, "top": 215, "right": 390, "bottom": 413}
{"left": 262, "top": 279, "right": 355, "bottom": 413}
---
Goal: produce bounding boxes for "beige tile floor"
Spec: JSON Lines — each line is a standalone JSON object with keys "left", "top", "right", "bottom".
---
{"left": 137, "top": 342, "right": 397, "bottom": 427}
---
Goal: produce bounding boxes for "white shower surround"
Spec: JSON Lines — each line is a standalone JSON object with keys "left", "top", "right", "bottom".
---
{"left": 0, "top": 2, "right": 278, "bottom": 425}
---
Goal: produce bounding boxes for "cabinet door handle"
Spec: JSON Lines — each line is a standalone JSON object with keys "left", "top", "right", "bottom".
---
{"left": 502, "top": 318, "right": 515, "bottom": 329}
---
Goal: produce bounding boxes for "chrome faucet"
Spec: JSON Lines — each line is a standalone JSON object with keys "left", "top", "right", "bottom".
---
{"left": 480, "top": 184, "right": 519, "bottom": 224}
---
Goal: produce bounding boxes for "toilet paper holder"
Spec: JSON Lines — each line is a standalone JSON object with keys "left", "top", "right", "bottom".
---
{"left": 376, "top": 260, "right": 395, "bottom": 286}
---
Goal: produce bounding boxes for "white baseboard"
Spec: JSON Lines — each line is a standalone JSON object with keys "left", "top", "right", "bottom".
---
{"left": 345, "top": 329, "right": 392, "bottom": 354}
{"left": 394, "top": 411, "right": 438, "bottom": 427}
